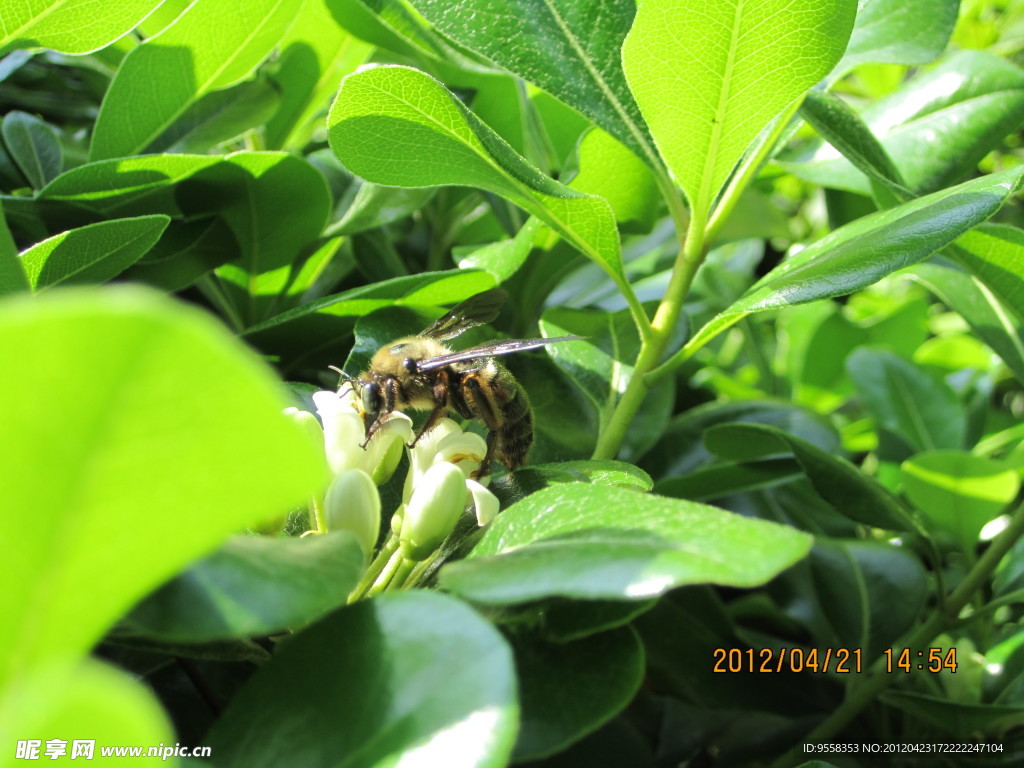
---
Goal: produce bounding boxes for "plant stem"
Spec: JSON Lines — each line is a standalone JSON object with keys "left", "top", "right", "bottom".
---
{"left": 364, "top": 549, "right": 407, "bottom": 598}
{"left": 309, "top": 494, "right": 325, "bottom": 535}
{"left": 348, "top": 533, "right": 399, "bottom": 602}
{"left": 592, "top": 205, "right": 707, "bottom": 460}
{"left": 768, "top": 499, "right": 1024, "bottom": 768}
{"left": 705, "top": 98, "right": 801, "bottom": 244}
{"left": 196, "top": 275, "right": 245, "bottom": 332}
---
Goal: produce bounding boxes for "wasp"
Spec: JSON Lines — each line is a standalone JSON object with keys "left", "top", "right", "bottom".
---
{"left": 344, "top": 288, "right": 581, "bottom": 475}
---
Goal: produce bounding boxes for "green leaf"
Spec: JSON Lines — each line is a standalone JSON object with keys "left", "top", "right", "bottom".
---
{"left": 511, "top": 628, "right": 643, "bottom": 761}
{"left": 911, "top": 260, "right": 1024, "bottom": 385}
{"left": 809, "top": 539, "right": 928, "bottom": 658}
{"left": 829, "top": 0, "right": 959, "bottom": 79}
{"left": 0, "top": 286, "right": 325, "bottom": 691}
{"left": 411, "top": 0, "right": 657, "bottom": 168}
{"left": 19, "top": 215, "right": 170, "bottom": 291}
{"left": 848, "top": 347, "right": 965, "bottom": 455}
{"left": 540, "top": 305, "right": 674, "bottom": 460}
{"left": 456, "top": 217, "right": 543, "bottom": 283}
{"left": 901, "top": 451, "right": 1020, "bottom": 550}
{"left": 491, "top": 459, "right": 652, "bottom": 508}
{"left": 205, "top": 591, "right": 518, "bottom": 768}
{"left": 684, "top": 167, "right": 1024, "bottom": 357}
{"left": 570, "top": 128, "right": 661, "bottom": 231}
{"left": 513, "top": 354, "right": 600, "bottom": 464}
{"left": 90, "top": 0, "right": 300, "bottom": 159}
{"left": 0, "top": 200, "right": 28, "bottom": 295}
{"left": 654, "top": 458, "right": 803, "bottom": 502}
{"left": 621, "top": 0, "right": 856, "bottom": 218}
{"left": 122, "top": 533, "right": 366, "bottom": 643}
{"left": 2, "top": 110, "right": 61, "bottom": 189}
{"left": 2, "top": 660, "right": 173, "bottom": 762}
{"left": 264, "top": 0, "right": 374, "bottom": 150}
{"left": 327, "top": 0, "right": 444, "bottom": 62}
{"left": 539, "top": 307, "right": 639, "bottom": 438}
{"left": 121, "top": 218, "right": 241, "bottom": 293}
{"left": 799, "top": 89, "right": 910, "bottom": 206}
{"left": 40, "top": 154, "right": 223, "bottom": 215}
{"left": 0, "top": 0, "right": 162, "bottom": 55}
{"left": 643, "top": 399, "right": 839, "bottom": 481}
{"left": 147, "top": 78, "right": 281, "bottom": 154}
{"left": 328, "top": 65, "right": 625, "bottom": 286}
{"left": 341, "top": 303, "right": 436, "bottom": 374}
{"left": 440, "top": 484, "right": 812, "bottom": 604}
{"left": 704, "top": 422, "right": 915, "bottom": 530}
{"left": 208, "top": 153, "right": 331, "bottom": 324}
{"left": 786, "top": 51, "right": 1024, "bottom": 195}
{"left": 327, "top": 180, "right": 437, "bottom": 236}
{"left": 538, "top": 599, "right": 656, "bottom": 643}
{"left": 951, "top": 224, "right": 1024, "bottom": 323}
{"left": 242, "top": 269, "right": 495, "bottom": 372}
{"left": 879, "top": 691, "right": 1024, "bottom": 739}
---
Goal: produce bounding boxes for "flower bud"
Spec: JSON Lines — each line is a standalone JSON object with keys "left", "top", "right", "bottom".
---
{"left": 284, "top": 406, "right": 325, "bottom": 446}
{"left": 400, "top": 462, "right": 466, "bottom": 560}
{"left": 324, "top": 468, "right": 381, "bottom": 557}
{"left": 364, "top": 413, "right": 414, "bottom": 483}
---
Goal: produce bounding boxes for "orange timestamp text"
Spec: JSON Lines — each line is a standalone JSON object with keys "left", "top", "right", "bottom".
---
{"left": 712, "top": 647, "right": 959, "bottom": 674}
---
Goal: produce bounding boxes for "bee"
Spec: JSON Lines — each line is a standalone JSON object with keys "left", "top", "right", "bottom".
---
{"left": 345, "top": 288, "right": 581, "bottom": 475}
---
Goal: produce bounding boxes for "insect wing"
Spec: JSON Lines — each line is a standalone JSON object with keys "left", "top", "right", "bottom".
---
{"left": 416, "top": 335, "right": 584, "bottom": 370}
{"left": 420, "top": 288, "right": 509, "bottom": 341}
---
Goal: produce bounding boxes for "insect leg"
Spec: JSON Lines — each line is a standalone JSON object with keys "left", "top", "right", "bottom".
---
{"left": 409, "top": 370, "right": 450, "bottom": 447}
{"left": 462, "top": 372, "right": 505, "bottom": 476}
{"left": 360, "top": 378, "right": 402, "bottom": 449}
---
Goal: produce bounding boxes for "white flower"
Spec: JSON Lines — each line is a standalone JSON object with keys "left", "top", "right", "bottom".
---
{"left": 403, "top": 419, "right": 500, "bottom": 527}
{"left": 311, "top": 387, "right": 413, "bottom": 481}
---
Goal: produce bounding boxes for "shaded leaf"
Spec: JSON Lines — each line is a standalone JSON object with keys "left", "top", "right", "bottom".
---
{"left": 799, "top": 89, "right": 910, "bottom": 206}
{"left": 0, "top": 200, "right": 28, "bottom": 295}
{"left": 809, "top": 539, "right": 928, "bottom": 658}
{"left": 848, "top": 347, "right": 965, "bottom": 455}
{"left": 123, "top": 533, "right": 367, "bottom": 642}
{"left": 205, "top": 591, "right": 518, "bottom": 768}
{"left": 2, "top": 110, "right": 61, "bottom": 189}
{"left": 512, "top": 627, "right": 643, "bottom": 761}
{"left": 704, "top": 422, "right": 914, "bottom": 530}
{"left": 951, "top": 224, "right": 1024, "bottom": 323}
{"left": 264, "top": 0, "right": 373, "bottom": 150}
{"left": 911, "top": 260, "right": 1024, "bottom": 385}
{"left": 147, "top": 78, "right": 281, "bottom": 154}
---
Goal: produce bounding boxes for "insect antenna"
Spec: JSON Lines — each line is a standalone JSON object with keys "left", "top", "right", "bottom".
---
{"left": 328, "top": 365, "right": 359, "bottom": 396}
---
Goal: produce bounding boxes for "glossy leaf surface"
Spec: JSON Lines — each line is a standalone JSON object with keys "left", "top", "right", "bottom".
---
{"left": 440, "top": 484, "right": 812, "bottom": 603}
{"left": 206, "top": 591, "right": 518, "bottom": 768}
